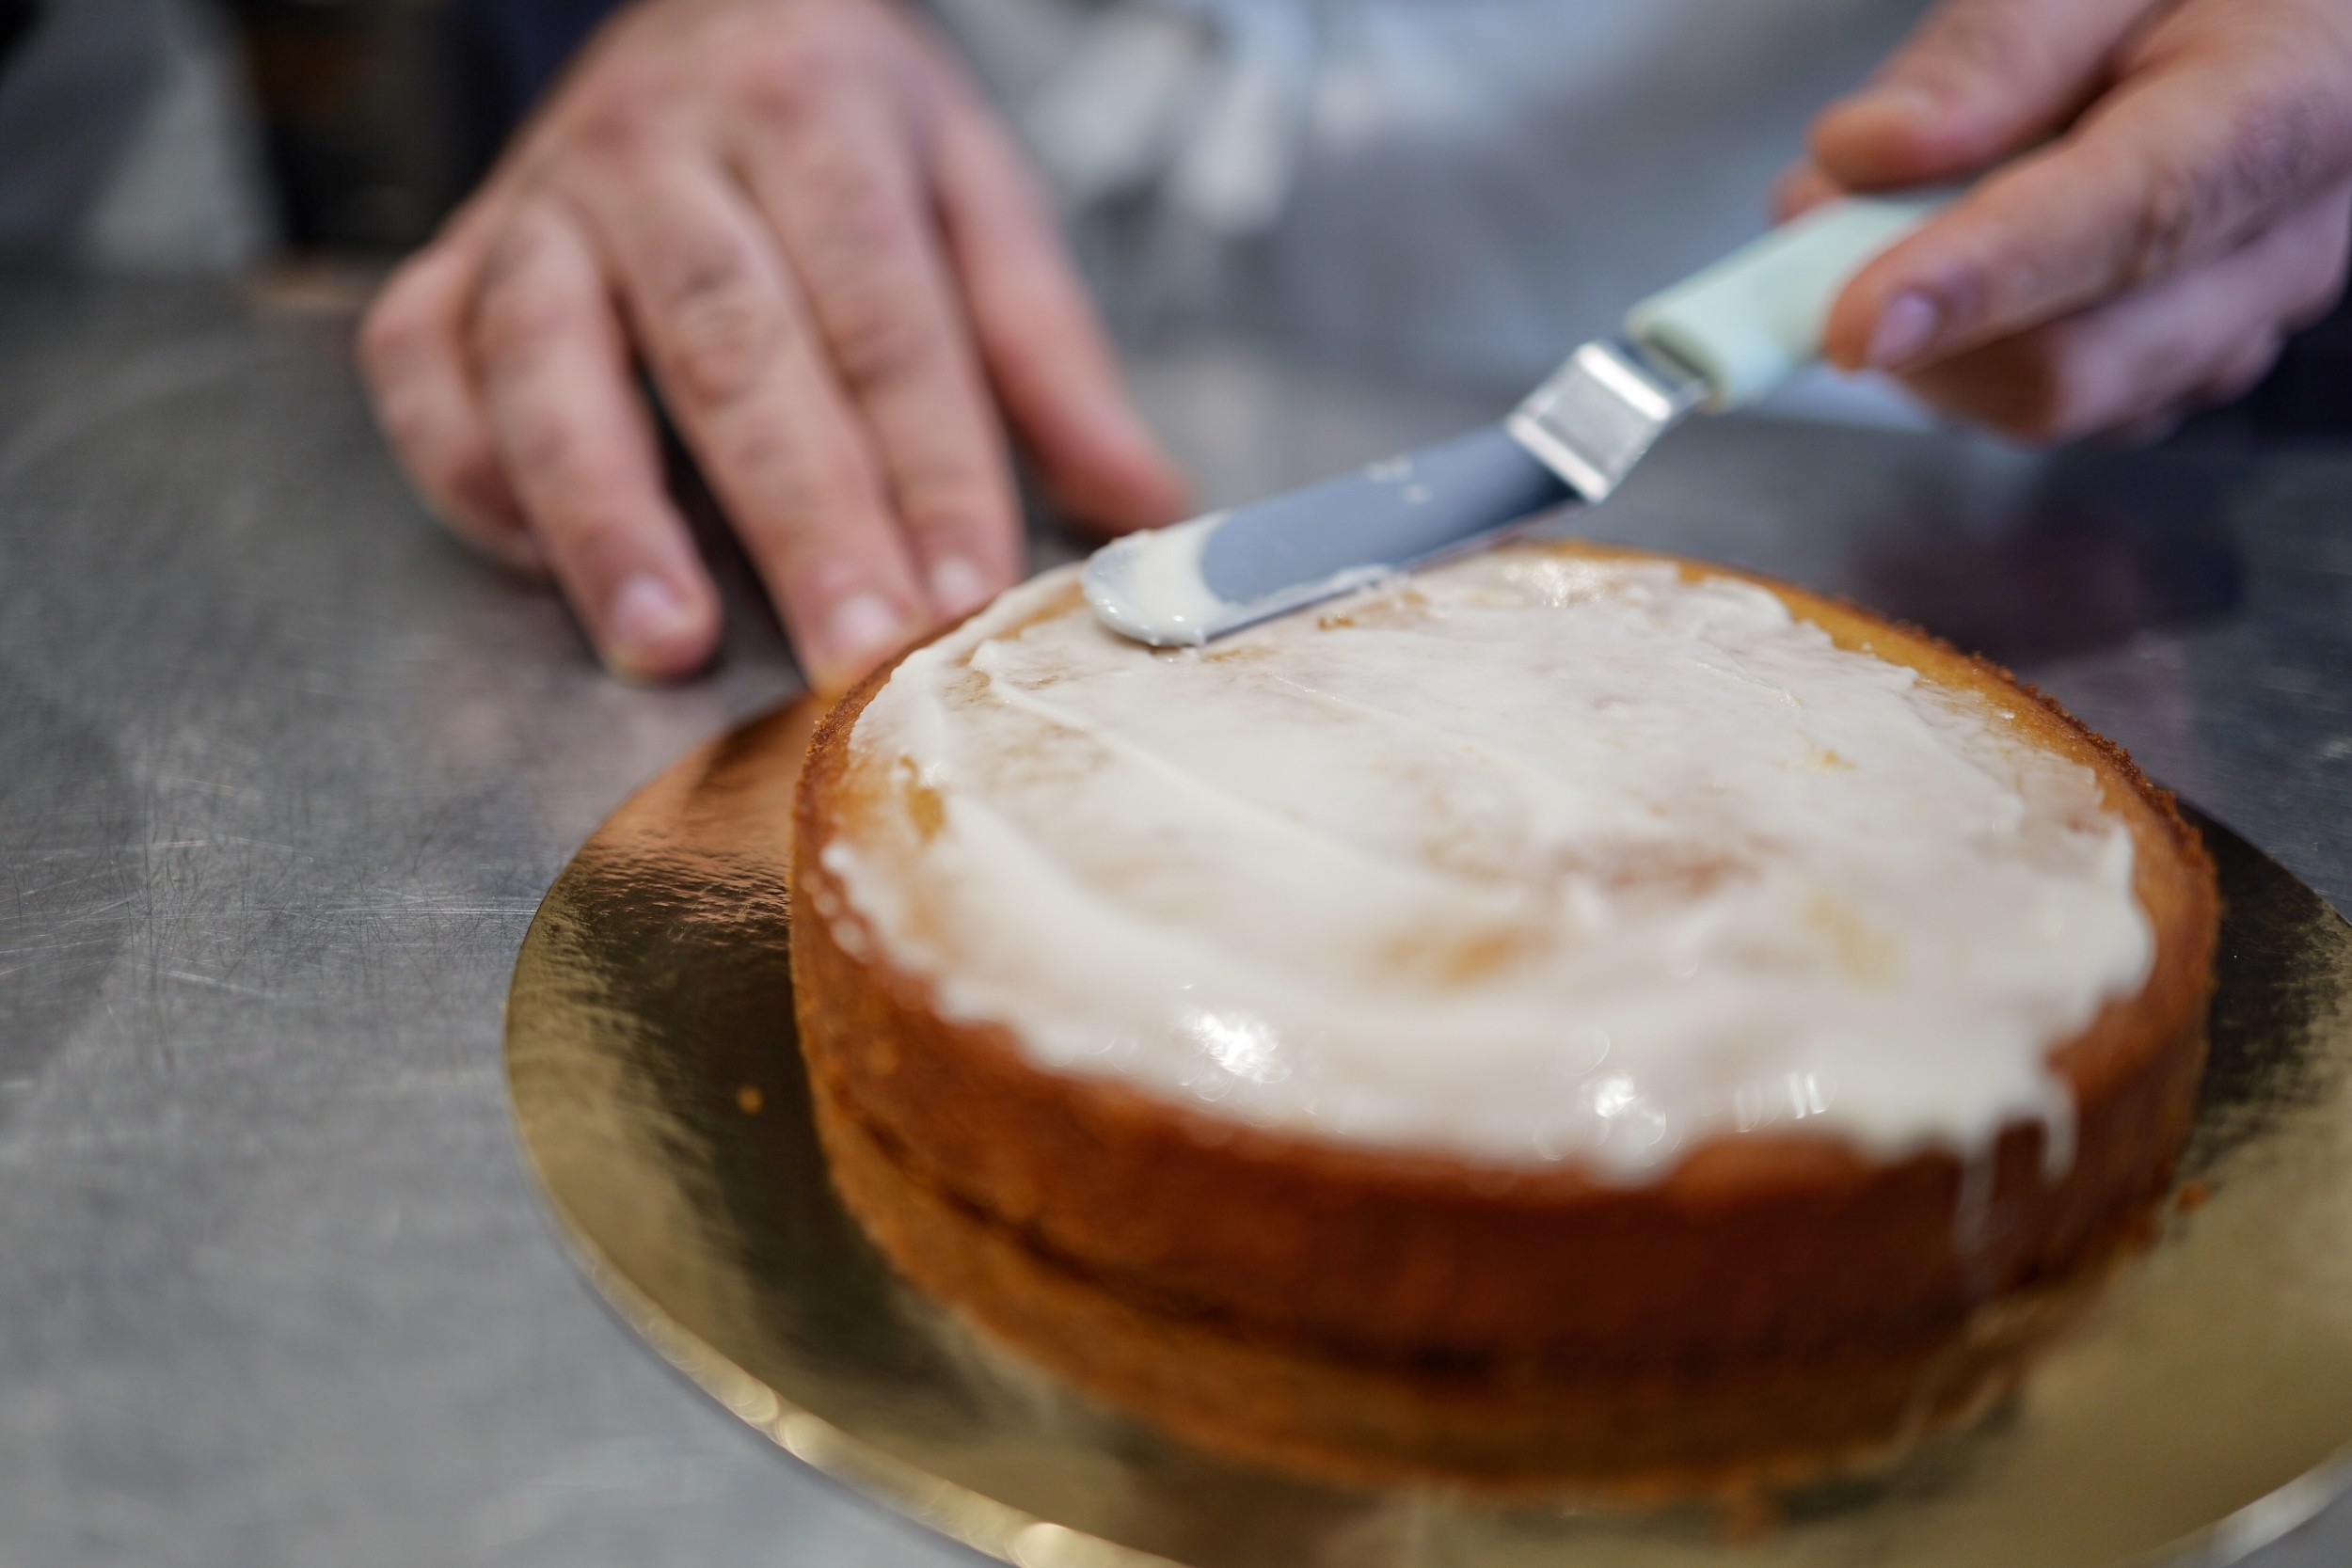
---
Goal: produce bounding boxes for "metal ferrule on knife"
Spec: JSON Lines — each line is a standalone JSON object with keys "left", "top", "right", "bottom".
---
{"left": 1505, "top": 337, "right": 1709, "bottom": 505}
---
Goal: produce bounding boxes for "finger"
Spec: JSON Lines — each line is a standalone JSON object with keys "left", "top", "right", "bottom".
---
{"left": 2109, "top": 328, "right": 2292, "bottom": 445}
{"left": 1895, "top": 188, "right": 2351, "bottom": 440}
{"left": 360, "top": 232, "right": 541, "bottom": 573}
{"left": 1827, "top": 31, "right": 2352, "bottom": 372}
{"left": 1808, "top": 0, "right": 2154, "bottom": 190}
{"left": 2201, "top": 332, "right": 2290, "bottom": 407}
{"left": 562, "top": 151, "right": 931, "bottom": 693}
{"left": 729, "top": 73, "right": 1020, "bottom": 622}
{"left": 924, "top": 78, "right": 1190, "bottom": 534}
{"left": 469, "top": 201, "right": 721, "bottom": 680}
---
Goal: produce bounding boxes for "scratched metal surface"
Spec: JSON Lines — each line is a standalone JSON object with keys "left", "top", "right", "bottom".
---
{"left": 0, "top": 271, "right": 2347, "bottom": 1568}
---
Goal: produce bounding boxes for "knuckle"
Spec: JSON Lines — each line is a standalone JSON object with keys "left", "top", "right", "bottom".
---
{"left": 890, "top": 456, "right": 1002, "bottom": 541}
{"left": 2123, "top": 152, "right": 2215, "bottom": 287}
{"left": 566, "top": 66, "right": 669, "bottom": 159}
{"left": 704, "top": 418, "right": 813, "bottom": 504}
{"left": 474, "top": 207, "right": 562, "bottom": 293}
{"left": 1918, "top": 0, "right": 2046, "bottom": 92}
{"left": 2126, "top": 102, "right": 2331, "bottom": 286}
{"left": 899, "top": 501, "right": 991, "bottom": 561}
{"left": 2221, "top": 92, "right": 2331, "bottom": 212}
{"left": 500, "top": 394, "right": 595, "bottom": 483}
{"left": 791, "top": 168, "right": 939, "bottom": 393}
{"left": 1888, "top": 0, "right": 2084, "bottom": 125}
{"left": 827, "top": 289, "right": 940, "bottom": 392}
{"left": 649, "top": 236, "right": 788, "bottom": 409}
{"left": 732, "top": 438, "right": 871, "bottom": 549}
{"left": 733, "top": 29, "right": 844, "bottom": 139}
{"left": 472, "top": 272, "right": 584, "bottom": 372}
{"left": 801, "top": 152, "right": 909, "bottom": 275}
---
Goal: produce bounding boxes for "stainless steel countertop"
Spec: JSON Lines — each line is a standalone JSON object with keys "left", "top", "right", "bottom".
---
{"left": 2, "top": 275, "right": 2347, "bottom": 1568}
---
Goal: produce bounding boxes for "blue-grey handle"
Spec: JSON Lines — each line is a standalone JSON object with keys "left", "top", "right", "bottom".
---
{"left": 1625, "top": 194, "right": 1948, "bottom": 410}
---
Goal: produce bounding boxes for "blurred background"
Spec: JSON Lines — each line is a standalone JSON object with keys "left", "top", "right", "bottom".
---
{"left": 1, "top": 0, "right": 2346, "bottom": 437}
{"left": 0, "top": 0, "right": 606, "bottom": 270}
{"left": 231, "top": 0, "right": 481, "bottom": 256}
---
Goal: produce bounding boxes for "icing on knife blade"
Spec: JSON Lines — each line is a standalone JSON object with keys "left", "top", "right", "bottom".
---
{"left": 1084, "top": 426, "right": 1574, "bottom": 648}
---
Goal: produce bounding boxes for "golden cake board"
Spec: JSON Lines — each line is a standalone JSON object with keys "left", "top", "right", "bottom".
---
{"left": 506, "top": 699, "right": 2352, "bottom": 1568}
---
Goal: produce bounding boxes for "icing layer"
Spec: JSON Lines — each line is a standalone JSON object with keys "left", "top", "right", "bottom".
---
{"left": 820, "top": 549, "right": 2153, "bottom": 1178}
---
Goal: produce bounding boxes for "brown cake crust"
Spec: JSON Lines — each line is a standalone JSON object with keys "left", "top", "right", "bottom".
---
{"left": 788, "top": 542, "right": 2219, "bottom": 1491}
{"left": 810, "top": 1076, "right": 2113, "bottom": 1495}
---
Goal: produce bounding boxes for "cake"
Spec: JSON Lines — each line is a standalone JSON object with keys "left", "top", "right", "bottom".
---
{"left": 788, "top": 540, "right": 2218, "bottom": 1497}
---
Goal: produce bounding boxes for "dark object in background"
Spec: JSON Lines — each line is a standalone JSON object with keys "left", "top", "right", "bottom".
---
{"left": 0, "top": 0, "right": 39, "bottom": 78}
{"left": 230, "top": 0, "right": 487, "bottom": 251}
{"left": 2252, "top": 296, "right": 2352, "bottom": 438}
{"left": 227, "top": 0, "right": 622, "bottom": 253}
{"left": 460, "top": 0, "right": 621, "bottom": 148}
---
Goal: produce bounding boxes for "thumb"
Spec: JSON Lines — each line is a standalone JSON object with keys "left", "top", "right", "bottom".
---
{"left": 1811, "top": 0, "right": 2156, "bottom": 190}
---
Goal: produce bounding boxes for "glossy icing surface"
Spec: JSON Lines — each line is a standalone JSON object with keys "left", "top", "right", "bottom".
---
{"left": 819, "top": 549, "right": 2153, "bottom": 1177}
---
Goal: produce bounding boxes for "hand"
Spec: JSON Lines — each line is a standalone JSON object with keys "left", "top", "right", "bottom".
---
{"left": 1785, "top": 0, "right": 2352, "bottom": 441}
{"left": 360, "top": 0, "right": 1188, "bottom": 689}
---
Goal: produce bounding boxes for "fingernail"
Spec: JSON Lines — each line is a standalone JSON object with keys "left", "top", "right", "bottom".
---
{"left": 822, "top": 592, "right": 911, "bottom": 671}
{"left": 927, "top": 556, "right": 995, "bottom": 620}
{"left": 1867, "top": 293, "right": 1942, "bottom": 370}
{"left": 606, "top": 574, "right": 706, "bottom": 679}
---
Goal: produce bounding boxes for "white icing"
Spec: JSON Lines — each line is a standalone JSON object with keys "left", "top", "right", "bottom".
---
{"left": 1082, "top": 510, "right": 1228, "bottom": 646}
{"left": 822, "top": 549, "right": 2154, "bottom": 1180}
{"left": 1081, "top": 501, "right": 1417, "bottom": 648}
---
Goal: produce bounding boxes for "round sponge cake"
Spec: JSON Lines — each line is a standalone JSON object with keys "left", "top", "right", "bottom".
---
{"left": 789, "top": 540, "right": 2217, "bottom": 1495}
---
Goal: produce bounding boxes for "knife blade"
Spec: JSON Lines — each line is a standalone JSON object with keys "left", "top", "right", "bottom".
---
{"left": 1084, "top": 193, "right": 1944, "bottom": 647}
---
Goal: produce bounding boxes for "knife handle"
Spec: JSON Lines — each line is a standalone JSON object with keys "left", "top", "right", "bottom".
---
{"left": 1625, "top": 193, "right": 1950, "bottom": 410}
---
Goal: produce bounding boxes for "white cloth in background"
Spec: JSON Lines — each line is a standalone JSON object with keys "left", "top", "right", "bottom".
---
{"left": 931, "top": 0, "right": 1938, "bottom": 422}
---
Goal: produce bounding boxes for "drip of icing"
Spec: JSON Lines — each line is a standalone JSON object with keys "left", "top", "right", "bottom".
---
{"left": 821, "top": 551, "right": 2154, "bottom": 1181}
